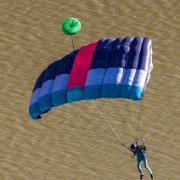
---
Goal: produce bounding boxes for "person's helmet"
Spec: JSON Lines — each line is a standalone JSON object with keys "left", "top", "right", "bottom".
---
{"left": 130, "top": 144, "right": 136, "bottom": 150}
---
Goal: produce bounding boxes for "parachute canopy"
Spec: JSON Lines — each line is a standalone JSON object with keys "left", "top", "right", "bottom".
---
{"left": 29, "top": 37, "right": 153, "bottom": 119}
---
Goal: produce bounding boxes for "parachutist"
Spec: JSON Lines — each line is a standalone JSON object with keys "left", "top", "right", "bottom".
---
{"left": 130, "top": 141, "right": 153, "bottom": 179}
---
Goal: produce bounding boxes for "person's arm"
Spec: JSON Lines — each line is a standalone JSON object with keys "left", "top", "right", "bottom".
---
{"left": 142, "top": 140, "right": 146, "bottom": 150}
{"left": 131, "top": 150, "right": 136, "bottom": 158}
{"left": 143, "top": 145, "right": 147, "bottom": 151}
{"left": 141, "top": 144, "right": 147, "bottom": 151}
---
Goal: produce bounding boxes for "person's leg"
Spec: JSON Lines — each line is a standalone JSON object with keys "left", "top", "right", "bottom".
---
{"left": 137, "top": 160, "right": 144, "bottom": 179}
{"left": 143, "top": 159, "right": 153, "bottom": 179}
{"left": 143, "top": 159, "right": 152, "bottom": 174}
{"left": 137, "top": 160, "right": 143, "bottom": 174}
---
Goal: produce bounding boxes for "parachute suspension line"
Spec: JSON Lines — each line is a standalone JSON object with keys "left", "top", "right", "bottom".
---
{"left": 129, "top": 99, "right": 145, "bottom": 142}
{"left": 137, "top": 99, "right": 145, "bottom": 140}
{"left": 126, "top": 100, "right": 138, "bottom": 140}
{"left": 93, "top": 100, "right": 130, "bottom": 151}
{"left": 133, "top": 100, "right": 139, "bottom": 139}
{"left": 116, "top": 101, "right": 136, "bottom": 139}
{"left": 71, "top": 35, "right": 75, "bottom": 51}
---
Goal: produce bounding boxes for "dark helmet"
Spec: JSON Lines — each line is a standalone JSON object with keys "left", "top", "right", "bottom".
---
{"left": 130, "top": 144, "right": 136, "bottom": 150}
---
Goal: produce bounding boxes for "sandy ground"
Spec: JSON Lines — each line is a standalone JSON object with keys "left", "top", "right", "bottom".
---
{"left": 0, "top": 0, "right": 179, "bottom": 179}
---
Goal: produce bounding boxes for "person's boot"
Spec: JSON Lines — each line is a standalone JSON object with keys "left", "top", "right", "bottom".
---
{"left": 150, "top": 174, "right": 153, "bottom": 179}
{"left": 140, "top": 174, "right": 144, "bottom": 180}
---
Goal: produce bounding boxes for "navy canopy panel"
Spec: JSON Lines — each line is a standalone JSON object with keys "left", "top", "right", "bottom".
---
{"left": 29, "top": 37, "right": 153, "bottom": 119}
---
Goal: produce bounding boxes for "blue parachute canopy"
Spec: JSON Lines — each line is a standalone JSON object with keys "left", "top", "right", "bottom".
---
{"left": 29, "top": 37, "right": 153, "bottom": 119}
